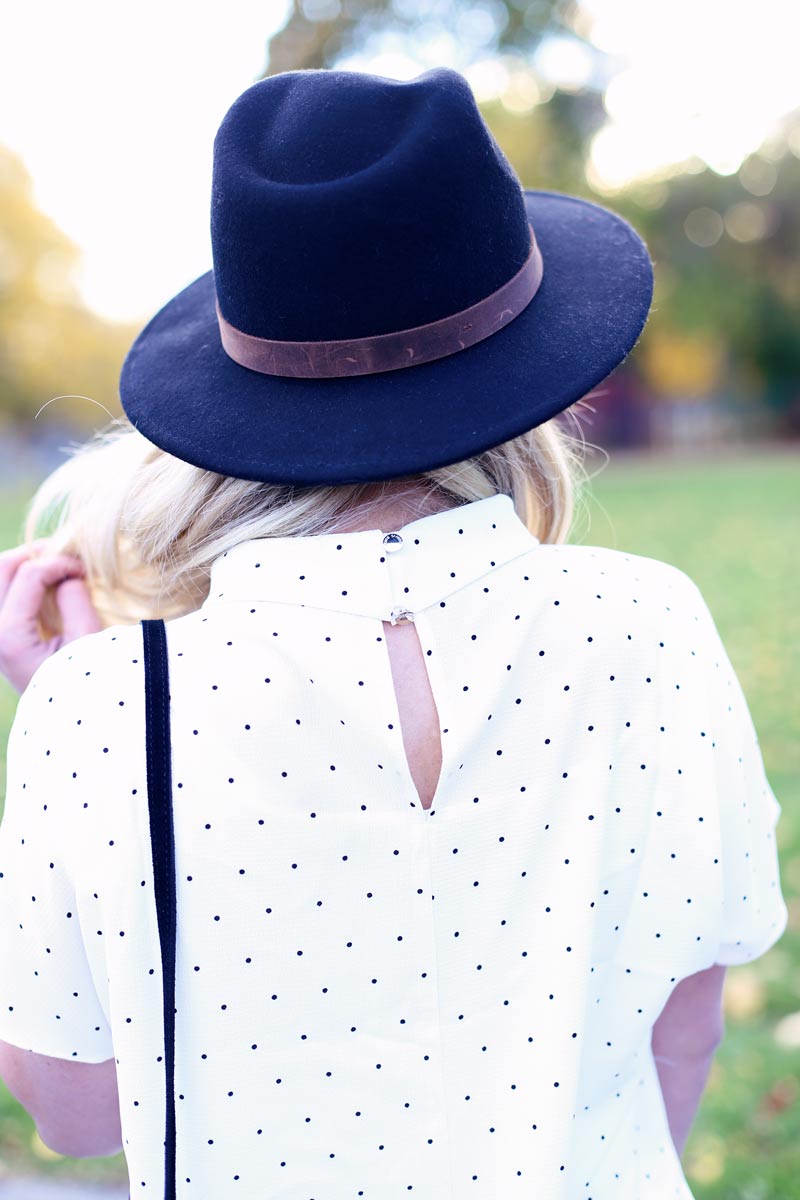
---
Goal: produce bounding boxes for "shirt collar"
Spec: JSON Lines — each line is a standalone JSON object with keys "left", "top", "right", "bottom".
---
{"left": 204, "top": 493, "right": 537, "bottom": 622}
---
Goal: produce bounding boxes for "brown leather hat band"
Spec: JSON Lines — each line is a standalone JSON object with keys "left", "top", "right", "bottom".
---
{"left": 216, "top": 226, "right": 543, "bottom": 379}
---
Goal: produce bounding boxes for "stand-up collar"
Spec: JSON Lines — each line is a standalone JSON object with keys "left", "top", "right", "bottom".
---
{"left": 204, "top": 493, "right": 537, "bottom": 622}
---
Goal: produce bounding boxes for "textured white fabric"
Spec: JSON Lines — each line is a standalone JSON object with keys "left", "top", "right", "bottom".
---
{"left": 0, "top": 493, "right": 787, "bottom": 1199}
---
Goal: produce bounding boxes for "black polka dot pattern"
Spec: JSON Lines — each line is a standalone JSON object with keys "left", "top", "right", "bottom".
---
{"left": 0, "top": 494, "right": 787, "bottom": 1197}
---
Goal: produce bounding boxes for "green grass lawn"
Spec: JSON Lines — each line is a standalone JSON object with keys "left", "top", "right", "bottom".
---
{"left": 0, "top": 451, "right": 798, "bottom": 1194}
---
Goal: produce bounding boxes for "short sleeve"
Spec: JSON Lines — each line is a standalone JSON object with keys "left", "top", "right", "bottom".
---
{"left": 692, "top": 587, "right": 789, "bottom": 966}
{"left": 0, "top": 653, "right": 114, "bottom": 1062}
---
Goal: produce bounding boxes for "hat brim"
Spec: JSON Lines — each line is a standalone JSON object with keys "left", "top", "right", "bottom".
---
{"left": 120, "top": 191, "right": 653, "bottom": 486}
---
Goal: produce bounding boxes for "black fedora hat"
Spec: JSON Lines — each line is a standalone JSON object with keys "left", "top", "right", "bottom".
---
{"left": 120, "top": 67, "right": 653, "bottom": 486}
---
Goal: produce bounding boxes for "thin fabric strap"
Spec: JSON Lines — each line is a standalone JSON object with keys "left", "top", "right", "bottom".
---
{"left": 142, "top": 618, "right": 177, "bottom": 1200}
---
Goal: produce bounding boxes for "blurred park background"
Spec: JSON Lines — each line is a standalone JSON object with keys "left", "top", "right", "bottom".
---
{"left": 0, "top": 0, "right": 798, "bottom": 1195}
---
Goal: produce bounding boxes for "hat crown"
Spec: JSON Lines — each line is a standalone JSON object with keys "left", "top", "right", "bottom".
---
{"left": 211, "top": 68, "right": 532, "bottom": 342}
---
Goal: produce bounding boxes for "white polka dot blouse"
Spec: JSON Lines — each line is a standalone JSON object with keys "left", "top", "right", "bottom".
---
{"left": 0, "top": 493, "right": 788, "bottom": 1199}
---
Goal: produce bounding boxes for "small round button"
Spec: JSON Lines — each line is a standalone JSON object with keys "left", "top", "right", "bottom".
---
{"left": 390, "top": 607, "right": 415, "bottom": 625}
{"left": 382, "top": 532, "right": 403, "bottom": 551}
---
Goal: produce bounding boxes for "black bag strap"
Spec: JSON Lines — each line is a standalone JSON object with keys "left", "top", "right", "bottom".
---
{"left": 142, "top": 618, "right": 177, "bottom": 1200}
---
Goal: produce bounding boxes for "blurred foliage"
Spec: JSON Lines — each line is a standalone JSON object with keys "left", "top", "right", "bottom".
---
{"left": 265, "top": 0, "right": 579, "bottom": 77}
{"left": 0, "top": 147, "right": 131, "bottom": 431}
{"left": 617, "top": 142, "right": 800, "bottom": 434}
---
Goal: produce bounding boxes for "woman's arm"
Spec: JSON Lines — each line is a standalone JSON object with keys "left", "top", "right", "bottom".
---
{"left": 0, "top": 1040, "right": 122, "bottom": 1157}
{"left": 651, "top": 963, "right": 727, "bottom": 1157}
{"left": 1, "top": 545, "right": 115, "bottom": 1155}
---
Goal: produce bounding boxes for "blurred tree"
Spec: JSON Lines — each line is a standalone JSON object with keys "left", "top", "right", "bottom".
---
{"left": 0, "top": 147, "right": 132, "bottom": 430}
{"left": 479, "top": 88, "right": 605, "bottom": 193}
{"left": 614, "top": 131, "right": 800, "bottom": 436}
{"left": 264, "top": 0, "right": 581, "bottom": 77}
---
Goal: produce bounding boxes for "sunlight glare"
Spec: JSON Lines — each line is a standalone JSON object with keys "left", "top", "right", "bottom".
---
{"left": 464, "top": 59, "right": 511, "bottom": 103}
{"left": 586, "top": 0, "right": 800, "bottom": 190}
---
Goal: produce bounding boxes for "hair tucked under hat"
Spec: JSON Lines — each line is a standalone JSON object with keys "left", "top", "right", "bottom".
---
{"left": 25, "top": 413, "right": 587, "bottom": 629}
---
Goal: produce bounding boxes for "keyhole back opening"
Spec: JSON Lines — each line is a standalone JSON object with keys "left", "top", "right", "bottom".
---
{"left": 381, "top": 620, "right": 443, "bottom": 812}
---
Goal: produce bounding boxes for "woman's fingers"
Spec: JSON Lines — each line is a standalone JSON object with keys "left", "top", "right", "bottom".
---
{"left": 0, "top": 541, "right": 54, "bottom": 607}
{"left": 0, "top": 552, "right": 95, "bottom": 693}
{"left": 1, "top": 554, "right": 87, "bottom": 630}
{"left": 0, "top": 546, "right": 38, "bottom": 607}
{"left": 55, "top": 576, "right": 104, "bottom": 642}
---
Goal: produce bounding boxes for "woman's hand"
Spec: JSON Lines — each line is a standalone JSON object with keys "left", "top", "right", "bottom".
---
{"left": 0, "top": 543, "right": 103, "bottom": 694}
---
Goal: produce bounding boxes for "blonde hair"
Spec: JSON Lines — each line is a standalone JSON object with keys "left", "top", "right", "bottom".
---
{"left": 27, "top": 414, "right": 587, "bottom": 629}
